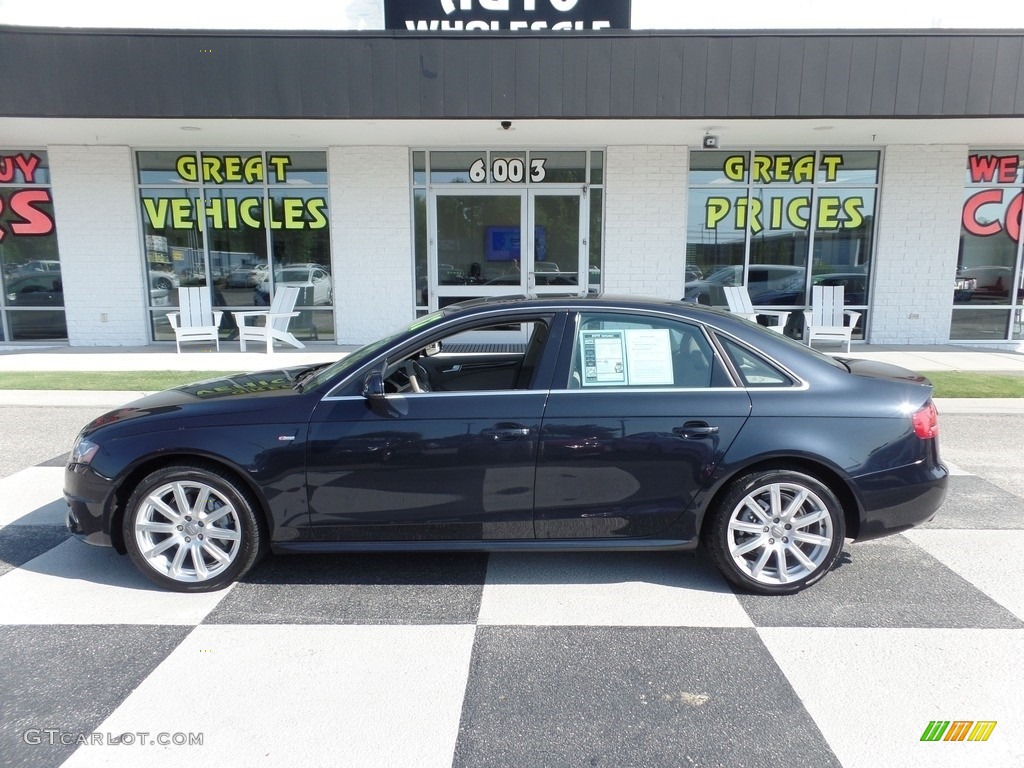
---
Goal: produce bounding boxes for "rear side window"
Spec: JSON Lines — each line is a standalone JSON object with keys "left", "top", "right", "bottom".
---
{"left": 718, "top": 336, "right": 794, "bottom": 387}
{"left": 568, "top": 313, "right": 726, "bottom": 389}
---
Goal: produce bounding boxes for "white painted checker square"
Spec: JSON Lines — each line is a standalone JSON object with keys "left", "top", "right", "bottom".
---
{"left": 905, "top": 529, "right": 1024, "bottom": 621}
{"left": 0, "top": 466, "right": 66, "bottom": 526}
{"left": 0, "top": 538, "right": 229, "bottom": 625}
{"left": 61, "top": 624, "right": 477, "bottom": 768}
{"left": 759, "top": 627, "right": 1024, "bottom": 768}
{"left": 477, "top": 552, "right": 753, "bottom": 627}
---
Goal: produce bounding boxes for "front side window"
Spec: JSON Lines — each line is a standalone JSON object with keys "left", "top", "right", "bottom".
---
{"left": 568, "top": 313, "right": 721, "bottom": 389}
{"left": 0, "top": 150, "right": 65, "bottom": 341}
{"left": 137, "top": 150, "right": 333, "bottom": 343}
{"left": 378, "top": 318, "right": 555, "bottom": 394}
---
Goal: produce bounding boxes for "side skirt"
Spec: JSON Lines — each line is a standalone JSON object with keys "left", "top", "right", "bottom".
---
{"left": 271, "top": 538, "right": 699, "bottom": 554}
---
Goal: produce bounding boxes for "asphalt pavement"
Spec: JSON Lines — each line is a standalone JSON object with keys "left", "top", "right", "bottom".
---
{"left": 0, "top": 341, "right": 1022, "bottom": 768}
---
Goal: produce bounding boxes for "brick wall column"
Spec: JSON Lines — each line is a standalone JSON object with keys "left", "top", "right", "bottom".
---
{"left": 329, "top": 146, "right": 414, "bottom": 345}
{"left": 603, "top": 146, "right": 688, "bottom": 299}
{"left": 870, "top": 145, "right": 966, "bottom": 344}
{"left": 48, "top": 145, "right": 148, "bottom": 346}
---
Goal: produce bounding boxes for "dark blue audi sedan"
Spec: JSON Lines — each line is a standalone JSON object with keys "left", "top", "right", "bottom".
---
{"left": 65, "top": 295, "right": 947, "bottom": 595}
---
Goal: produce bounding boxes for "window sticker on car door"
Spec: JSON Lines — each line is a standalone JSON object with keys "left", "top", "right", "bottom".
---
{"left": 581, "top": 330, "right": 627, "bottom": 385}
{"left": 623, "top": 329, "right": 673, "bottom": 385}
{"left": 580, "top": 328, "right": 674, "bottom": 387}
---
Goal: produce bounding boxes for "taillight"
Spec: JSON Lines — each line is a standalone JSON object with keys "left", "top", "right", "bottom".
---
{"left": 912, "top": 401, "right": 939, "bottom": 439}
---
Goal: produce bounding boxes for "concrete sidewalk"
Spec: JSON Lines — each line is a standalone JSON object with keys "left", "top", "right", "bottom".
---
{"left": 0, "top": 342, "right": 348, "bottom": 372}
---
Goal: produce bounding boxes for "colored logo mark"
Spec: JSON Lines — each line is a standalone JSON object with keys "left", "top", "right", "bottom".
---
{"left": 920, "top": 720, "right": 997, "bottom": 742}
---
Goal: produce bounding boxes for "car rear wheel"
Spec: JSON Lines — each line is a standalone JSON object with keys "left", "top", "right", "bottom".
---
{"left": 123, "top": 464, "right": 266, "bottom": 592}
{"left": 705, "top": 469, "right": 845, "bottom": 595}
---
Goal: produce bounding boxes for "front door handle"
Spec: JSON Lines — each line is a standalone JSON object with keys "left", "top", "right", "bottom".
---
{"left": 482, "top": 424, "right": 532, "bottom": 441}
{"left": 673, "top": 422, "right": 719, "bottom": 439}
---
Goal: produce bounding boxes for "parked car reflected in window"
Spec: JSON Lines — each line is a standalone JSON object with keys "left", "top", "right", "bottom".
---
{"left": 9, "top": 259, "right": 61, "bottom": 279}
{"left": 954, "top": 265, "right": 1020, "bottom": 303}
{"left": 684, "top": 265, "right": 805, "bottom": 305}
{"left": 148, "top": 267, "right": 180, "bottom": 291}
{"left": 226, "top": 263, "right": 269, "bottom": 289}
{"left": 2, "top": 273, "right": 66, "bottom": 339}
{"left": 253, "top": 265, "right": 332, "bottom": 306}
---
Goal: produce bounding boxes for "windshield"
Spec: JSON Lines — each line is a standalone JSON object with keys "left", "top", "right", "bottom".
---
{"left": 299, "top": 309, "right": 448, "bottom": 392}
{"left": 275, "top": 269, "right": 311, "bottom": 282}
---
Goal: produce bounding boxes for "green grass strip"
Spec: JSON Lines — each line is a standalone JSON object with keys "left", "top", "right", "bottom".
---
{"left": 923, "top": 371, "right": 1024, "bottom": 399}
{"left": 0, "top": 371, "right": 242, "bottom": 391}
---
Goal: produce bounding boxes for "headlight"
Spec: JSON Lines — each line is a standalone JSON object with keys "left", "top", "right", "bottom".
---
{"left": 69, "top": 436, "right": 100, "bottom": 466}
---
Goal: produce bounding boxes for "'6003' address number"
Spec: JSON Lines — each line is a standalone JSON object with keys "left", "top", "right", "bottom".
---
{"left": 469, "top": 157, "right": 546, "bottom": 183}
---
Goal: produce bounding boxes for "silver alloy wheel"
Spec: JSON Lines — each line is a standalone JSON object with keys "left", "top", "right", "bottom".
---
{"left": 133, "top": 480, "right": 242, "bottom": 583}
{"left": 726, "top": 481, "right": 834, "bottom": 586}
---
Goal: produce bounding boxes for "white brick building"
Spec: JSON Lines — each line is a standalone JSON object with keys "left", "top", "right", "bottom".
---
{"left": 1, "top": 21, "right": 1023, "bottom": 350}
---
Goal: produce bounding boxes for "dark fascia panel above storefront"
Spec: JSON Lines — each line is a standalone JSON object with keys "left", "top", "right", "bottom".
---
{"left": 2, "top": 25, "right": 1024, "bottom": 121}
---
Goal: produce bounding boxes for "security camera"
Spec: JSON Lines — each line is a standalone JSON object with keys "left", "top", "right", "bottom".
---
{"left": 500, "top": 120, "right": 512, "bottom": 130}
{"left": 702, "top": 134, "right": 719, "bottom": 149}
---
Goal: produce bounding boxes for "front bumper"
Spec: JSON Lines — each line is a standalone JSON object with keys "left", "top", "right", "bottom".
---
{"left": 64, "top": 463, "right": 119, "bottom": 550}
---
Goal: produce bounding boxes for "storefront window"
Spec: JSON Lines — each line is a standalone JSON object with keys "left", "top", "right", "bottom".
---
{"left": 589, "top": 187, "right": 603, "bottom": 292}
{"left": 137, "top": 150, "right": 333, "bottom": 342}
{"left": 686, "top": 150, "right": 879, "bottom": 341}
{"left": 590, "top": 151, "right": 604, "bottom": 186}
{"left": 953, "top": 152, "right": 1024, "bottom": 341}
{"left": 414, "top": 189, "right": 427, "bottom": 310}
{"left": 536, "top": 151, "right": 586, "bottom": 184}
{"left": 0, "top": 150, "right": 66, "bottom": 341}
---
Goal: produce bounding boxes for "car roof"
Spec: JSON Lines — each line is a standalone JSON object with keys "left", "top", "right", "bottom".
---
{"left": 440, "top": 293, "right": 727, "bottom": 319}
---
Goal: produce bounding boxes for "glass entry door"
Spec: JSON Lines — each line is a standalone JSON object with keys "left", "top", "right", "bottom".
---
{"left": 430, "top": 188, "right": 587, "bottom": 311}
{"left": 528, "top": 189, "right": 586, "bottom": 296}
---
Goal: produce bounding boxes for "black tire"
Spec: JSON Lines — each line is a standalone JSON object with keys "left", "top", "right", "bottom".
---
{"left": 155, "top": 277, "right": 172, "bottom": 290}
{"left": 123, "top": 464, "right": 266, "bottom": 592}
{"left": 703, "top": 468, "right": 846, "bottom": 595}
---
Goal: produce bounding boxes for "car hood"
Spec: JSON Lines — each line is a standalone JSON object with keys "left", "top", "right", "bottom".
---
{"left": 80, "top": 366, "right": 316, "bottom": 436}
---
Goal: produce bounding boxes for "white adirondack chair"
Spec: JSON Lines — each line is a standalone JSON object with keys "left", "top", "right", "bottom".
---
{"left": 723, "top": 285, "right": 790, "bottom": 334}
{"left": 232, "top": 284, "right": 305, "bottom": 353}
{"left": 167, "top": 287, "right": 223, "bottom": 353}
{"left": 803, "top": 285, "right": 862, "bottom": 352}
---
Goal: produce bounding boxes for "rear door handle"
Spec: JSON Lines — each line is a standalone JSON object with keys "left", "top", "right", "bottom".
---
{"left": 483, "top": 424, "right": 532, "bottom": 441}
{"left": 673, "top": 422, "right": 719, "bottom": 439}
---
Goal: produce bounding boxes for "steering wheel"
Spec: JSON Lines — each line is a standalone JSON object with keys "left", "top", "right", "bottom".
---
{"left": 404, "top": 360, "right": 432, "bottom": 393}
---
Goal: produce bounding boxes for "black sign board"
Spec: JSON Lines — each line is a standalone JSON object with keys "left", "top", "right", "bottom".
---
{"left": 385, "top": 0, "right": 631, "bottom": 32}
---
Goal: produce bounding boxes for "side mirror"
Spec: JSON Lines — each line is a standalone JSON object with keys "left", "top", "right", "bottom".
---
{"left": 362, "top": 370, "right": 386, "bottom": 400}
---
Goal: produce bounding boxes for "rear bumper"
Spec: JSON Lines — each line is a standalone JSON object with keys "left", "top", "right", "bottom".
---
{"left": 853, "top": 460, "right": 949, "bottom": 541}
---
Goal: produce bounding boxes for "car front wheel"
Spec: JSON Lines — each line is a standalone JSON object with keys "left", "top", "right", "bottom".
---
{"left": 123, "top": 464, "right": 266, "bottom": 592}
{"left": 705, "top": 468, "right": 845, "bottom": 595}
